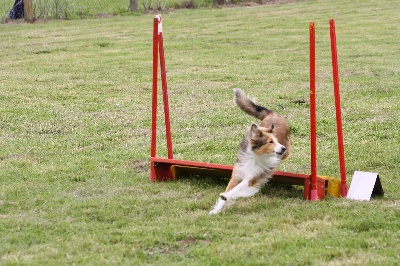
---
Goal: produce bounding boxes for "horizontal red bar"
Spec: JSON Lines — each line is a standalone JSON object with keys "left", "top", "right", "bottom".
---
{"left": 151, "top": 157, "right": 315, "bottom": 180}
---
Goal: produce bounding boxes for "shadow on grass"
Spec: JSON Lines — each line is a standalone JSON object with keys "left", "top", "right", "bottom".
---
{"left": 261, "top": 182, "right": 305, "bottom": 199}
{"left": 178, "top": 174, "right": 305, "bottom": 199}
{"left": 177, "top": 174, "right": 229, "bottom": 189}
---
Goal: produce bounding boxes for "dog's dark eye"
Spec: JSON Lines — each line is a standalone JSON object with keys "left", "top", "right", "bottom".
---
{"left": 269, "top": 140, "right": 273, "bottom": 143}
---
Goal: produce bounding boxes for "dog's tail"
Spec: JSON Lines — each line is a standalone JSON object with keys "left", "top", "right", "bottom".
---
{"left": 233, "top": 88, "right": 272, "bottom": 120}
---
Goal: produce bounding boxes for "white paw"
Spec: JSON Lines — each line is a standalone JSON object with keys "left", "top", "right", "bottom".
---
{"left": 209, "top": 197, "right": 227, "bottom": 215}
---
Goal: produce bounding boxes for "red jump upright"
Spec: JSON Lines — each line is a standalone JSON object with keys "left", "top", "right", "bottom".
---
{"left": 309, "top": 22, "right": 318, "bottom": 201}
{"left": 329, "top": 19, "right": 348, "bottom": 197}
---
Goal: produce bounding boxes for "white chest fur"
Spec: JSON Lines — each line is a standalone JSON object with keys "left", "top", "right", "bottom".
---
{"left": 236, "top": 148, "right": 280, "bottom": 180}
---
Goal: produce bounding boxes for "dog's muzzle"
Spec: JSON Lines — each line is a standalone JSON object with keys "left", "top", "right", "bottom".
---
{"left": 276, "top": 146, "right": 286, "bottom": 156}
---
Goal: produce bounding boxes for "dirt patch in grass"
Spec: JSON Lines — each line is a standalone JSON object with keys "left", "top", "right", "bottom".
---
{"left": 128, "top": 160, "right": 149, "bottom": 172}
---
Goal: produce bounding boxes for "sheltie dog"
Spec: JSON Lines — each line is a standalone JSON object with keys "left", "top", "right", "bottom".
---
{"left": 209, "top": 88, "right": 291, "bottom": 214}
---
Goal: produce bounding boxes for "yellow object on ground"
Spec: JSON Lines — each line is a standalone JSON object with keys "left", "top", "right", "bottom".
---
{"left": 320, "top": 176, "right": 341, "bottom": 198}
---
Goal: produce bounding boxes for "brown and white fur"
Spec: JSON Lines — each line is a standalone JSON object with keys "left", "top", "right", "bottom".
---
{"left": 209, "top": 88, "right": 291, "bottom": 214}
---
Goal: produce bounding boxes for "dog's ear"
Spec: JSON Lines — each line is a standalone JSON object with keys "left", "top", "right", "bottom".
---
{"left": 249, "top": 123, "right": 262, "bottom": 139}
{"left": 266, "top": 123, "right": 274, "bottom": 133}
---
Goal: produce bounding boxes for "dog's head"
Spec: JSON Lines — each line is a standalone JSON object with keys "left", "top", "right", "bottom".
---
{"left": 248, "top": 124, "right": 286, "bottom": 157}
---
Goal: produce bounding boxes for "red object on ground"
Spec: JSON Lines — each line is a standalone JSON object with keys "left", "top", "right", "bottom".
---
{"left": 329, "top": 19, "right": 348, "bottom": 197}
{"left": 309, "top": 22, "right": 318, "bottom": 201}
{"left": 158, "top": 17, "right": 173, "bottom": 160}
{"left": 151, "top": 16, "right": 159, "bottom": 161}
{"left": 148, "top": 15, "right": 349, "bottom": 201}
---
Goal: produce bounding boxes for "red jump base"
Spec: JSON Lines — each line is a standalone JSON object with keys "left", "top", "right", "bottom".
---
{"left": 150, "top": 157, "right": 326, "bottom": 200}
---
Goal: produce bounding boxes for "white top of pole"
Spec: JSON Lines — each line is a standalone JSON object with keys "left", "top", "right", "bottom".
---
{"left": 155, "top": 14, "right": 162, "bottom": 34}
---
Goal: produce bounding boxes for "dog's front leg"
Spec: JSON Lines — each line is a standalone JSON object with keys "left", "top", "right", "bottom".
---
{"left": 225, "top": 169, "right": 242, "bottom": 192}
{"left": 209, "top": 179, "right": 260, "bottom": 214}
{"left": 222, "top": 179, "right": 260, "bottom": 200}
{"left": 209, "top": 195, "right": 228, "bottom": 214}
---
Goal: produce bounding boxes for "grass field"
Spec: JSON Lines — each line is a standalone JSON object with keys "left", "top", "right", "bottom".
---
{"left": 1, "top": 0, "right": 400, "bottom": 264}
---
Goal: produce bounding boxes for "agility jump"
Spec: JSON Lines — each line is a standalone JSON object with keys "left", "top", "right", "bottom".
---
{"left": 148, "top": 15, "right": 380, "bottom": 200}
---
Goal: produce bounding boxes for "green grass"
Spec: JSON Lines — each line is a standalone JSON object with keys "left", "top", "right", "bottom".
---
{"left": 1, "top": 0, "right": 400, "bottom": 264}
